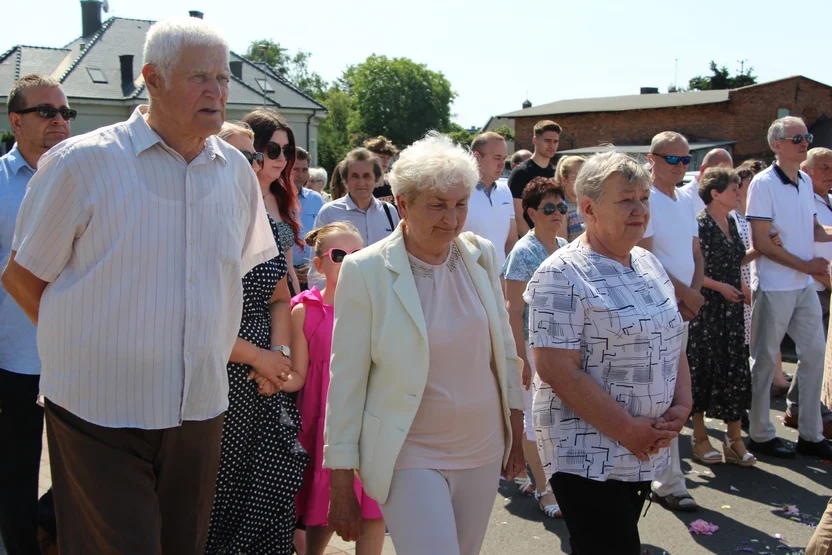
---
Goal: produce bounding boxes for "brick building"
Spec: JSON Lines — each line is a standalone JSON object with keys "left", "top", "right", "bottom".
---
{"left": 499, "top": 76, "right": 832, "bottom": 166}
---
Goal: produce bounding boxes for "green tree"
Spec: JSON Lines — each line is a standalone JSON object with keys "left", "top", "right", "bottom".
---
{"left": 444, "top": 123, "right": 474, "bottom": 147}
{"left": 688, "top": 61, "right": 758, "bottom": 91}
{"left": 316, "top": 87, "right": 354, "bottom": 176}
{"left": 343, "top": 55, "right": 456, "bottom": 147}
{"left": 243, "top": 39, "right": 327, "bottom": 98}
{"left": 493, "top": 124, "right": 515, "bottom": 141}
{"left": 244, "top": 39, "right": 290, "bottom": 75}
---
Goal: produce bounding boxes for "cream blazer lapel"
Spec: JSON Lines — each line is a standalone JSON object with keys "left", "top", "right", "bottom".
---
{"left": 382, "top": 226, "right": 428, "bottom": 342}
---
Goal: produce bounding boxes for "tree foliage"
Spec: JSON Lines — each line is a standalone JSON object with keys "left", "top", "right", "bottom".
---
{"left": 316, "top": 87, "right": 354, "bottom": 176}
{"left": 493, "top": 124, "right": 515, "bottom": 141}
{"left": 243, "top": 39, "right": 327, "bottom": 98}
{"left": 688, "top": 61, "right": 757, "bottom": 91}
{"left": 444, "top": 123, "right": 474, "bottom": 147}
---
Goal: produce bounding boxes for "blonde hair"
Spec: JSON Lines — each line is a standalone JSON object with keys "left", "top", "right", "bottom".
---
{"left": 556, "top": 155, "right": 585, "bottom": 184}
{"left": 218, "top": 121, "right": 253, "bottom": 141}
{"left": 304, "top": 221, "right": 362, "bottom": 256}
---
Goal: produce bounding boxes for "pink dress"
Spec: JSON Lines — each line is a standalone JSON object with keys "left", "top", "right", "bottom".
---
{"left": 292, "top": 288, "right": 382, "bottom": 526}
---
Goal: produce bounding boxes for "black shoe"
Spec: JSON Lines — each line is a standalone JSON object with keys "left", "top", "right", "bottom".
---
{"left": 747, "top": 438, "right": 796, "bottom": 459}
{"left": 796, "top": 438, "right": 832, "bottom": 460}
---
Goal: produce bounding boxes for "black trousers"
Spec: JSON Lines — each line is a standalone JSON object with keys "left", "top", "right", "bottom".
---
{"left": 0, "top": 368, "right": 43, "bottom": 555}
{"left": 551, "top": 472, "right": 651, "bottom": 555}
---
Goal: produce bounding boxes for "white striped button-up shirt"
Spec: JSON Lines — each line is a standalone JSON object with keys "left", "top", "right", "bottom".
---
{"left": 12, "top": 106, "right": 278, "bottom": 429}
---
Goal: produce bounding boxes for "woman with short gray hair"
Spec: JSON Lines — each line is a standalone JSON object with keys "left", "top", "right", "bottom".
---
{"left": 525, "top": 151, "right": 690, "bottom": 554}
{"left": 324, "top": 132, "right": 525, "bottom": 555}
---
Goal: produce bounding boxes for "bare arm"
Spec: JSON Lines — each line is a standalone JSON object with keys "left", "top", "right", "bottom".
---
{"left": 1, "top": 253, "right": 48, "bottom": 325}
{"left": 268, "top": 275, "right": 303, "bottom": 390}
{"left": 814, "top": 218, "right": 832, "bottom": 243}
{"left": 285, "top": 247, "right": 301, "bottom": 295}
{"left": 514, "top": 199, "right": 530, "bottom": 237}
{"left": 505, "top": 279, "right": 531, "bottom": 390}
{"left": 505, "top": 218, "right": 519, "bottom": 258}
{"left": 691, "top": 237, "right": 704, "bottom": 292}
{"left": 282, "top": 304, "right": 309, "bottom": 392}
{"left": 750, "top": 219, "right": 813, "bottom": 272}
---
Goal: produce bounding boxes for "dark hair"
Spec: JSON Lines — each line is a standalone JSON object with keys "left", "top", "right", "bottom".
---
{"left": 330, "top": 160, "right": 346, "bottom": 200}
{"left": 295, "top": 146, "right": 310, "bottom": 162}
{"left": 534, "top": 120, "right": 562, "bottom": 138}
{"left": 736, "top": 166, "right": 755, "bottom": 184}
{"left": 363, "top": 135, "right": 398, "bottom": 157}
{"left": 522, "top": 177, "right": 565, "bottom": 228}
{"left": 340, "top": 148, "right": 383, "bottom": 183}
{"left": 699, "top": 167, "right": 740, "bottom": 205}
{"left": 8, "top": 74, "right": 62, "bottom": 113}
{"left": 739, "top": 159, "right": 767, "bottom": 175}
{"left": 242, "top": 109, "right": 302, "bottom": 247}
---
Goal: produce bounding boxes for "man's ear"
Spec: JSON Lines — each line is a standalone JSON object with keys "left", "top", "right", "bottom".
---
{"left": 142, "top": 64, "right": 164, "bottom": 97}
{"left": 8, "top": 113, "right": 23, "bottom": 135}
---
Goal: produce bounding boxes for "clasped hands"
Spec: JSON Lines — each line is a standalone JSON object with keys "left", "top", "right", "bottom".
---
{"left": 622, "top": 404, "right": 688, "bottom": 462}
{"left": 247, "top": 348, "right": 291, "bottom": 396}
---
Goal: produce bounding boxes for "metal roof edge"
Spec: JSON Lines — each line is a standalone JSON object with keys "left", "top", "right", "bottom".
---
{"left": 233, "top": 54, "right": 327, "bottom": 111}
{"left": 57, "top": 17, "right": 117, "bottom": 83}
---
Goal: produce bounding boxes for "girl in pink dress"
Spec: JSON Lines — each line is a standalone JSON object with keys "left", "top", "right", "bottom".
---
{"left": 290, "top": 222, "right": 385, "bottom": 555}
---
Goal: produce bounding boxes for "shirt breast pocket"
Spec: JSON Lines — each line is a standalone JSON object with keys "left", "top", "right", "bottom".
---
{"left": 206, "top": 202, "right": 247, "bottom": 265}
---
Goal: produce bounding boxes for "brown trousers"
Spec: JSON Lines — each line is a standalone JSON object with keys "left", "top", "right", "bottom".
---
{"left": 44, "top": 400, "right": 223, "bottom": 555}
{"left": 809, "top": 497, "right": 832, "bottom": 555}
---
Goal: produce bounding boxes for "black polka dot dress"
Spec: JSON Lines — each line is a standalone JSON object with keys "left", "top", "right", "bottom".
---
{"left": 206, "top": 215, "right": 309, "bottom": 555}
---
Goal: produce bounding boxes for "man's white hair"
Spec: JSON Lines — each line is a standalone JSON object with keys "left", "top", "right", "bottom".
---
{"left": 310, "top": 167, "right": 328, "bottom": 183}
{"left": 143, "top": 18, "right": 229, "bottom": 83}
{"left": 767, "top": 116, "right": 806, "bottom": 149}
{"left": 805, "top": 147, "right": 832, "bottom": 169}
{"left": 389, "top": 131, "right": 479, "bottom": 203}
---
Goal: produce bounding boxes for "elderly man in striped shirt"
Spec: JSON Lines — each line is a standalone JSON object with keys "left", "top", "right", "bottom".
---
{"left": 1, "top": 18, "right": 278, "bottom": 555}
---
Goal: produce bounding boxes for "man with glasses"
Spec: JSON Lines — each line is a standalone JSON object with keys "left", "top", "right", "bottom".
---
{"left": 0, "top": 73, "right": 72, "bottom": 555}
{"left": 639, "top": 131, "right": 704, "bottom": 513}
{"left": 746, "top": 118, "right": 832, "bottom": 461}
{"left": 679, "top": 148, "right": 734, "bottom": 214}
{"left": 463, "top": 132, "right": 517, "bottom": 269}
{"left": 292, "top": 147, "right": 324, "bottom": 290}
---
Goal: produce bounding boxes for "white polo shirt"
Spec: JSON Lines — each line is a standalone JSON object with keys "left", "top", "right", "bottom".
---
{"left": 745, "top": 164, "right": 816, "bottom": 292}
{"left": 462, "top": 181, "right": 515, "bottom": 269}
{"left": 813, "top": 191, "right": 832, "bottom": 292}
{"left": 643, "top": 185, "right": 699, "bottom": 288}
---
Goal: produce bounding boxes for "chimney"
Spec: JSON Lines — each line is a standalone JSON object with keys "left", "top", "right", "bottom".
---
{"left": 189, "top": 10, "right": 204, "bottom": 18}
{"left": 81, "top": 0, "right": 103, "bottom": 37}
{"left": 640, "top": 87, "right": 660, "bottom": 95}
{"left": 119, "top": 55, "right": 134, "bottom": 89}
{"left": 230, "top": 61, "right": 243, "bottom": 80}
{"left": 522, "top": 99, "right": 532, "bottom": 109}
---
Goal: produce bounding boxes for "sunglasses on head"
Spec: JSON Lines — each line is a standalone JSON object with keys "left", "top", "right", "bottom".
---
{"left": 780, "top": 133, "right": 814, "bottom": 145}
{"left": 14, "top": 104, "right": 77, "bottom": 121}
{"left": 322, "top": 247, "right": 361, "bottom": 264}
{"left": 652, "top": 153, "right": 692, "bottom": 166}
{"left": 265, "top": 142, "right": 295, "bottom": 161}
{"left": 238, "top": 149, "right": 264, "bottom": 166}
{"left": 541, "top": 202, "right": 569, "bottom": 216}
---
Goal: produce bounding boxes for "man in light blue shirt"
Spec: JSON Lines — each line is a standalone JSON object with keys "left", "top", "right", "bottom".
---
{"left": 0, "top": 74, "right": 72, "bottom": 555}
{"left": 291, "top": 147, "right": 325, "bottom": 288}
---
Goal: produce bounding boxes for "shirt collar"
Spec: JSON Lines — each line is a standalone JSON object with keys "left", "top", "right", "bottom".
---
{"left": 298, "top": 186, "right": 310, "bottom": 199}
{"left": 5, "top": 144, "right": 36, "bottom": 175}
{"left": 344, "top": 193, "right": 378, "bottom": 212}
{"left": 772, "top": 163, "right": 804, "bottom": 189}
{"left": 127, "top": 105, "right": 226, "bottom": 165}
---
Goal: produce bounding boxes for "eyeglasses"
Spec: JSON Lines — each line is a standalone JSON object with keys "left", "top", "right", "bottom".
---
{"left": 321, "top": 247, "right": 361, "bottom": 264}
{"left": 265, "top": 142, "right": 295, "bottom": 161}
{"left": 238, "top": 149, "right": 264, "bottom": 166}
{"left": 14, "top": 104, "right": 77, "bottom": 122}
{"left": 541, "top": 202, "right": 569, "bottom": 216}
{"left": 651, "top": 153, "right": 692, "bottom": 166}
{"left": 780, "top": 133, "right": 814, "bottom": 145}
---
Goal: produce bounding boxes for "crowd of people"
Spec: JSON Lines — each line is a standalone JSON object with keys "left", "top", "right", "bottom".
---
{"left": 2, "top": 15, "right": 832, "bottom": 555}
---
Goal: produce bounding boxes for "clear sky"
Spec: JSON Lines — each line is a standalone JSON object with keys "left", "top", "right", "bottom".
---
{"left": 4, "top": 0, "right": 831, "bottom": 128}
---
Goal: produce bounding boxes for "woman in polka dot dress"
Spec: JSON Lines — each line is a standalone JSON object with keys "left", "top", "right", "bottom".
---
{"left": 206, "top": 123, "right": 308, "bottom": 554}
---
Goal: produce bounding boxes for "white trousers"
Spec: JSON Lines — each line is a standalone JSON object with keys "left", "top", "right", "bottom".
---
{"left": 380, "top": 459, "right": 501, "bottom": 555}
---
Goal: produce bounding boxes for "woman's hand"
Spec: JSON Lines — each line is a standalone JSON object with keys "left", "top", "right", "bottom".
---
{"left": 716, "top": 282, "right": 743, "bottom": 303}
{"left": 251, "top": 348, "right": 291, "bottom": 389}
{"left": 329, "top": 470, "right": 362, "bottom": 542}
{"left": 248, "top": 371, "right": 278, "bottom": 396}
{"left": 502, "top": 409, "right": 526, "bottom": 480}
{"left": 770, "top": 231, "right": 783, "bottom": 247}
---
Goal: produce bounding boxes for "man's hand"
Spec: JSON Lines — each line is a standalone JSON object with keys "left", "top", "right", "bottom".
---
{"left": 620, "top": 416, "right": 678, "bottom": 462}
{"left": 329, "top": 470, "right": 362, "bottom": 542}
{"left": 742, "top": 282, "right": 752, "bottom": 306}
{"left": 805, "top": 257, "right": 830, "bottom": 276}
{"left": 502, "top": 409, "right": 526, "bottom": 480}
{"left": 248, "top": 371, "right": 278, "bottom": 396}
{"left": 770, "top": 231, "right": 783, "bottom": 247}
{"left": 295, "top": 264, "right": 309, "bottom": 285}
{"left": 679, "top": 304, "right": 697, "bottom": 322}
{"left": 522, "top": 362, "right": 532, "bottom": 391}
{"left": 679, "top": 286, "right": 705, "bottom": 316}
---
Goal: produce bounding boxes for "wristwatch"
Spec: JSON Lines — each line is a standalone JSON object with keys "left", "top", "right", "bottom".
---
{"left": 270, "top": 345, "right": 291, "bottom": 358}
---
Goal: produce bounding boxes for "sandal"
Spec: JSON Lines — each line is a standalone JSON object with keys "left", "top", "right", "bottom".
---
{"left": 723, "top": 437, "right": 757, "bottom": 467}
{"left": 535, "top": 488, "right": 562, "bottom": 518}
{"left": 691, "top": 436, "right": 723, "bottom": 465}
{"left": 513, "top": 474, "right": 534, "bottom": 495}
{"left": 652, "top": 491, "right": 699, "bottom": 512}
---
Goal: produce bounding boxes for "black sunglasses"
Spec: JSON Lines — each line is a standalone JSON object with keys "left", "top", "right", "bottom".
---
{"left": 651, "top": 153, "right": 692, "bottom": 166}
{"left": 265, "top": 142, "right": 295, "bottom": 161}
{"left": 541, "top": 202, "right": 569, "bottom": 216}
{"left": 14, "top": 104, "right": 77, "bottom": 122}
{"left": 780, "top": 133, "right": 814, "bottom": 145}
{"left": 239, "top": 149, "right": 264, "bottom": 166}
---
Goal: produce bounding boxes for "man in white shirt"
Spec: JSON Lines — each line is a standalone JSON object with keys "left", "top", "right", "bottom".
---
{"left": 746, "top": 117, "right": 832, "bottom": 461}
{"left": 639, "top": 131, "right": 704, "bottom": 512}
{"left": 678, "top": 148, "right": 734, "bottom": 214}
{"left": 782, "top": 147, "right": 832, "bottom": 439}
{"left": 462, "top": 132, "right": 517, "bottom": 269}
{"left": 1, "top": 19, "right": 279, "bottom": 554}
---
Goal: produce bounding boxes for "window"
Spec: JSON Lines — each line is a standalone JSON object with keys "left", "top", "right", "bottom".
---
{"left": 777, "top": 108, "right": 791, "bottom": 118}
{"left": 255, "top": 78, "right": 274, "bottom": 93}
{"left": 87, "top": 67, "right": 108, "bottom": 83}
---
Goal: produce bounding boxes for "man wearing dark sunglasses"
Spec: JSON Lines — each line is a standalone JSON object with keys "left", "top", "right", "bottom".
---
{"left": 745, "top": 116, "right": 832, "bottom": 462}
{"left": 0, "top": 73, "right": 71, "bottom": 555}
{"left": 640, "top": 131, "right": 704, "bottom": 513}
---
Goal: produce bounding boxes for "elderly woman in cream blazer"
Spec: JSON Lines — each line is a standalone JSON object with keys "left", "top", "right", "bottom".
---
{"left": 323, "top": 132, "right": 525, "bottom": 555}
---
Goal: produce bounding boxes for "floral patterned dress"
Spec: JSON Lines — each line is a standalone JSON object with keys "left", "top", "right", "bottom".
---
{"left": 688, "top": 211, "right": 751, "bottom": 422}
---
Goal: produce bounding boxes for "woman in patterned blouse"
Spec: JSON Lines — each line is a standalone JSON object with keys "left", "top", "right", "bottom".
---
{"left": 524, "top": 151, "right": 690, "bottom": 555}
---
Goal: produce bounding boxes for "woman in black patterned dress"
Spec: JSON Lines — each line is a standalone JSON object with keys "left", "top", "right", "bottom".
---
{"left": 206, "top": 123, "right": 309, "bottom": 554}
{"left": 688, "top": 167, "right": 756, "bottom": 468}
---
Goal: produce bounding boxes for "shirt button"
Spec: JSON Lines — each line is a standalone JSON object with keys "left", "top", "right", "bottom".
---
{"left": 185, "top": 352, "right": 191, "bottom": 358}
{"left": 188, "top": 277, "right": 193, "bottom": 284}
{"left": 189, "top": 202, "right": 195, "bottom": 207}
{"left": 189, "top": 240, "right": 194, "bottom": 245}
